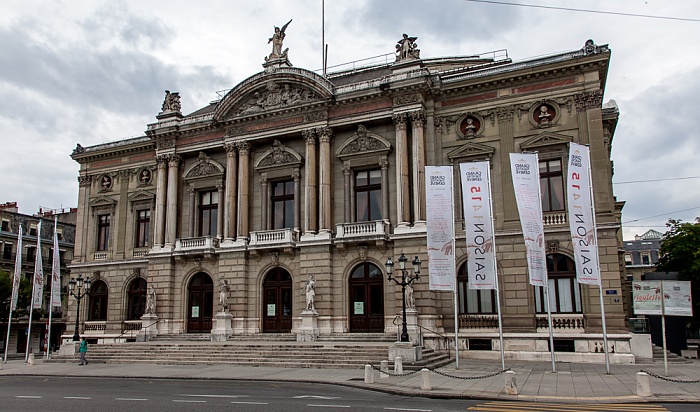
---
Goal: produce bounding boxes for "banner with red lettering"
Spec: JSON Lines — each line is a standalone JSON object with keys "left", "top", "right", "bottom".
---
{"left": 425, "top": 166, "right": 456, "bottom": 291}
{"left": 460, "top": 161, "right": 497, "bottom": 289}
{"left": 31, "top": 220, "right": 44, "bottom": 309}
{"left": 567, "top": 143, "right": 601, "bottom": 285}
{"left": 10, "top": 226, "right": 23, "bottom": 311}
{"left": 510, "top": 153, "right": 547, "bottom": 287}
{"left": 51, "top": 217, "right": 62, "bottom": 308}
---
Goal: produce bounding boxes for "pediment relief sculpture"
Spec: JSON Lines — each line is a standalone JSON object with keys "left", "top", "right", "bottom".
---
{"left": 336, "top": 125, "right": 392, "bottom": 160}
{"left": 519, "top": 131, "right": 573, "bottom": 152}
{"left": 255, "top": 140, "right": 302, "bottom": 170}
{"left": 128, "top": 189, "right": 156, "bottom": 203}
{"left": 89, "top": 195, "right": 117, "bottom": 217}
{"left": 183, "top": 152, "right": 225, "bottom": 180}
{"left": 234, "top": 82, "right": 321, "bottom": 116}
{"left": 447, "top": 141, "right": 496, "bottom": 163}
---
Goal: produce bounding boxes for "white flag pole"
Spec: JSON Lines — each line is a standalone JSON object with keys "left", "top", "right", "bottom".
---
{"left": 46, "top": 216, "right": 60, "bottom": 359}
{"left": 485, "top": 163, "right": 506, "bottom": 371}
{"left": 450, "top": 165, "right": 460, "bottom": 370}
{"left": 4, "top": 226, "right": 22, "bottom": 363}
{"left": 26, "top": 220, "right": 43, "bottom": 361}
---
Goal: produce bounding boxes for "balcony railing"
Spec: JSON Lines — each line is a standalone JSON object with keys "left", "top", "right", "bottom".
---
{"left": 93, "top": 251, "right": 108, "bottom": 261}
{"left": 122, "top": 320, "right": 143, "bottom": 333}
{"left": 83, "top": 321, "right": 107, "bottom": 333}
{"left": 249, "top": 228, "right": 298, "bottom": 247}
{"left": 133, "top": 247, "right": 149, "bottom": 258}
{"left": 536, "top": 314, "right": 585, "bottom": 332}
{"left": 543, "top": 211, "right": 567, "bottom": 226}
{"left": 175, "top": 236, "right": 220, "bottom": 252}
{"left": 335, "top": 220, "right": 389, "bottom": 240}
{"left": 459, "top": 314, "right": 499, "bottom": 329}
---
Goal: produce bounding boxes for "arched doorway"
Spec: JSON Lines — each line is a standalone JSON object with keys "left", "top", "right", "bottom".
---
{"left": 262, "top": 268, "right": 292, "bottom": 333}
{"left": 126, "top": 277, "right": 147, "bottom": 320}
{"left": 187, "top": 272, "right": 213, "bottom": 333}
{"left": 349, "top": 262, "right": 384, "bottom": 332}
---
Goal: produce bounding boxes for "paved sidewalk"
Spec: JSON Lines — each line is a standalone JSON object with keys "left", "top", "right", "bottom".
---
{"left": 1, "top": 357, "right": 699, "bottom": 403}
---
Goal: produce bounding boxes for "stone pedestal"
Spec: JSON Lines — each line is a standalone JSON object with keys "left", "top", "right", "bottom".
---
{"left": 137, "top": 314, "right": 159, "bottom": 342}
{"left": 389, "top": 341, "right": 423, "bottom": 363}
{"left": 211, "top": 312, "right": 233, "bottom": 342}
{"left": 405, "top": 308, "right": 419, "bottom": 344}
{"left": 297, "top": 310, "right": 319, "bottom": 342}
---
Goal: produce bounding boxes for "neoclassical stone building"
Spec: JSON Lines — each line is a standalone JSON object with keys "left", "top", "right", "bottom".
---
{"left": 68, "top": 33, "right": 631, "bottom": 362}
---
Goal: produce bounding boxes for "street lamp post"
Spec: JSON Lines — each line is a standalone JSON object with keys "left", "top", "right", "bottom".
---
{"left": 385, "top": 253, "right": 421, "bottom": 343}
{"left": 68, "top": 274, "right": 91, "bottom": 342}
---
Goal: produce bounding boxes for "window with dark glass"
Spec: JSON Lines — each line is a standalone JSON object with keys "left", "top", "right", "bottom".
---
{"left": 26, "top": 246, "right": 36, "bottom": 262}
{"left": 135, "top": 209, "right": 151, "bottom": 248}
{"left": 535, "top": 254, "right": 581, "bottom": 313}
{"left": 88, "top": 280, "right": 108, "bottom": 321}
{"left": 1, "top": 220, "right": 8, "bottom": 231}
{"left": 3, "top": 243, "right": 11, "bottom": 260}
{"left": 97, "top": 214, "right": 110, "bottom": 251}
{"left": 127, "top": 278, "right": 147, "bottom": 320}
{"left": 29, "top": 227, "right": 37, "bottom": 236}
{"left": 457, "top": 264, "right": 496, "bottom": 314}
{"left": 271, "top": 180, "right": 294, "bottom": 229}
{"left": 199, "top": 191, "right": 218, "bottom": 236}
{"left": 355, "top": 169, "right": 382, "bottom": 222}
{"left": 539, "top": 159, "right": 565, "bottom": 212}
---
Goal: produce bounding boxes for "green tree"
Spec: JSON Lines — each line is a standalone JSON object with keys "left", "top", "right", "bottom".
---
{"left": 657, "top": 218, "right": 700, "bottom": 332}
{"left": 0, "top": 271, "right": 33, "bottom": 320}
{"left": 0, "top": 270, "right": 10, "bottom": 319}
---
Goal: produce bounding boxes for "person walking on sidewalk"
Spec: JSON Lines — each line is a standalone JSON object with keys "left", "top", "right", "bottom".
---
{"left": 78, "top": 337, "right": 89, "bottom": 365}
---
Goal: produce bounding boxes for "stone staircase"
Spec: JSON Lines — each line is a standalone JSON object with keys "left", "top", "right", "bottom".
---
{"left": 636, "top": 343, "right": 691, "bottom": 364}
{"left": 50, "top": 336, "right": 452, "bottom": 370}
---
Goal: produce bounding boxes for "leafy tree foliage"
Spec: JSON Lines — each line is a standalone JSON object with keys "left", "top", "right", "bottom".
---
{"left": 0, "top": 271, "right": 33, "bottom": 319}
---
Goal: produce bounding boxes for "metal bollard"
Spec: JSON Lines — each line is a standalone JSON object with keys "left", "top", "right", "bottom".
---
{"left": 364, "top": 364, "right": 375, "bottom": 384}
{"left": 504, "top": 370, "right": 518, "bottom": 395}
{"left": 27, "top": 353, "right": 35, "bottom": 366}
{"left": 420, "top": 368, "right": 432, "bottom": 391}
{"left": 380, "top": 360, "right": 389, "bottom": 379}
{"left": 636, "top": 372, "right": 652, "bottom": 397}
{"left": 394, "top": 356, "right": 403, "bottom": 374}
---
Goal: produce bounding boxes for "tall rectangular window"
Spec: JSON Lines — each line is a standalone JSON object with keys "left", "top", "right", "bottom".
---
{"left": 97, "top": 214, "right": 110, "bottom": 251}
{"left": 135, "top": 209, "right": 151, "bottom": 247}
{"left": 1, "top": 220, "right": 8, "bottom": 231}
{"left": 199, "top": 191, "right": 218, "bottom": 236}
{"left": 3, "top": 243, "right": 12, "bottom": 260}
{"left": 539, "top": 159, "right": 565, "bottom": 212}
{"left": 26, "top": 246, "right": 36, "bottom": 262}
{"left": 355, "top": 169, "right": 382, "bottom": 222}
{"left": 272, "top": 180, "right": 294, "bottom": 229}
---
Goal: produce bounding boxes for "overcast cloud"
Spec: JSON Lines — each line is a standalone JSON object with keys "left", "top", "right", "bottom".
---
{"left": 1, "top": 0, "right": 699, "bottom": 240}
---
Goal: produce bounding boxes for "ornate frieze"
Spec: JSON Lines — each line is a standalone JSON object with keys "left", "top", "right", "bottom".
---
{"left": 394, "top": 94, "right": 421, "bottom": 106}
{"left": 156, "top": 138, "right": 176, "bottom": 150}
{"left": 258, "top": 140, "right": 298, "bottom": 167}
{"left": 234, "top": 82, "right": 321, "bottom": 116}
{"left": 184, "top": 152, "right": 223, "bottom": 179}
{"left": 305, "top": 111, "right": 328, "bottom": 122}
{"left": 574, "top": 90, "right": 604, "bottom": 112}
{"left": 78, "top": 175, "right": 92, "bottom": 187}
{"left": 336, "top": 125, "right": 388, "bottom": 158}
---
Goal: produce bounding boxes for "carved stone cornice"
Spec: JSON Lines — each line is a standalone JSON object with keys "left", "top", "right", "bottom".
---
{"left": 394, "top": 94, "right": 421, "bottom": 106}
{"left": 574, "top": 90, "right": 603, "bottom": 112}
{"left": 225, "top": 126, "right": 245, "bottom": 138}
{"left": 156, "top": 138, "right": 176, "bottom": 150}
{"left": 305, "top": 111, "right": 328, "bottom": 122}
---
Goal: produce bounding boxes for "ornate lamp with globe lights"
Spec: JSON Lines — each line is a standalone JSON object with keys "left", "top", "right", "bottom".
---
{"left": 68, "top": 274, "right": 91, "bottom": 341}
{"left": 385, "top": 253, "right": 421, "bottom": 342}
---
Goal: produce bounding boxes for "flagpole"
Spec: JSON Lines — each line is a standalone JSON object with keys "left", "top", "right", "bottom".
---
{"left": 25, "top": 220, "right": 43, "bottom": 362}
{"left": 485, "top": 161, "right": 505, "bottom": 370}
{"left": 46, "top": 216, "right": 60, "bottom": 360}
{"left": 4, "top": 226, "right": 22, "bottom": 363}
{"left": 450, "top": 165, "right": 459, "bottom": 370}
{"left": 25, "top": 288, "right": 35, "bottom": 362}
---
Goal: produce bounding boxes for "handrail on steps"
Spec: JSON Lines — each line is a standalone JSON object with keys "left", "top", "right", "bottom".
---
{"left": 113, "top": 318, "right": 160, "bottom": 343}
{"left": 392, "top": 315, "right": 453, "bottom": 359}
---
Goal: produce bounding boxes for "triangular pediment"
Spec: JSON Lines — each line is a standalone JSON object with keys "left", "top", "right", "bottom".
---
{"left": 520, "top": 131, "right": 572, "bottom": 151}
{"left": 255, "top": 140, "right": 303, "bottom": 170}
{"left": 336, "top": 125, "right": 392, "bottom": 160}
{"left": 88, "top": 196, "right": 117, "bottom": 208}
{"left": 128, "top": 189, "right": 156, "bottom": 203}
{"left": 447, "top": 141, "right": 496, "bottom": 162}
{"left": 183, "top": 152, "right": 225, "bottom": 180}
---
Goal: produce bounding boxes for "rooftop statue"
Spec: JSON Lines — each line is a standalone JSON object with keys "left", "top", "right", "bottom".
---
{"left": 161, "top": 90, "right": 181, "bottom": 114}
{"left": 266, "top": 19, "right": 292, "bottom": 62}
{"left": 395, "top": 33, "right": 420, "bottom": 62}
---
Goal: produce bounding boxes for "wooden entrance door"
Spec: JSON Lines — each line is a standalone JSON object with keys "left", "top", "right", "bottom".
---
{"left": 349, "top": 263, "right": 384, "bottom": 332}
{"left": 187, "top": 272, "right": 213, "bottom": 333}
{"left": 262, "top": 268, "right": 292, "bottom": 333}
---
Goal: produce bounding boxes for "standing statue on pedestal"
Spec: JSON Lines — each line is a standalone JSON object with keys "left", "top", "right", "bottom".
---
{"left": 405, "top": 283, "right": 415, "bottom": 309}
{"left": 161, "top": 90, "right": 181, "bottom": 113}
{"left": 305, "top": 275, "right": 316, "bottom": 311}
{"left": 145, "top": 285, "right": 156, "bottom": 315}
{"left": 219, "top": 275, "right": 230, "bottom": 312}
{"left": 266, "top": 19, "right": 292, "bottom": 62}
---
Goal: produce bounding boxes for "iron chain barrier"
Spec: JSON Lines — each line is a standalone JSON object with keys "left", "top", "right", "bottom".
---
{"left": 369, "top": 363, "right": 510, "bottom": 380}
{"left": 640, "top": 369, "right": 700, "bottom": 384}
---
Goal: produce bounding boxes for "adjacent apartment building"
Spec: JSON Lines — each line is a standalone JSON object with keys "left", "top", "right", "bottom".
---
{"left": 67, "top": 34, "right": 631, "bottom": 362}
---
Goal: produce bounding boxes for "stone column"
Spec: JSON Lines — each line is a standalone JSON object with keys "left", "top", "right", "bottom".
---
{"left": 410, "top": 110, "right": 426, "bottom": 223}
{"left": 164, "top": 154, "right": 181, "bottom": 247}
{"left": 318, "top": 127, "right": 333, "bottom": 232}
{"left": 187, "top": 185, "right": 195, "bottom": 237}
{"left": 497, "top": 106, "right": 517, "bottom": 224}
{"left": 393, "top": 113, "right": 410, "bottom": 226}
{"left": 303, "top": 129, "right": 318, "bottom": 235}
{"left": 223, "top": 143, "right": 238, "bottom": 241}
{"left": 236, "top": 142, "right": 251, "bottom": 241}
{"left": 380, "top": 156, "right": 389, "bottom": 223}
{"left": 216, "top": 183, "right": 224, "bottom": 239}
{"left": 260, "top": 174, "right": 269, "bottom": 230}
{"left": 293, "top": 169, "right": 301, "bottom": 233}
{"left": 342, "top": 163, "right": 352, "bottom": 223}
{"left": 153, "top": 155, "right": 168, "bottom": 247}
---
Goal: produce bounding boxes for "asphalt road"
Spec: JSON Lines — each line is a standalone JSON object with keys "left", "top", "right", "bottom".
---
{"left": 0, "top": 376, "right": 697, "bottom": 412}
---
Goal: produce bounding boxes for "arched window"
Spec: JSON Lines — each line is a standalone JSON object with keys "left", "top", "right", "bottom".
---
{"left": 127, "top": 278, "right": 147, "bottom": 320}
{"left": 535, "top": 254, "right": 581, "bottom": 313}
{"left": 457, "top": 263, "right": 496, "bottom": 314}
{"left": 88, "top": 280, "right": 108, "bottom": 321}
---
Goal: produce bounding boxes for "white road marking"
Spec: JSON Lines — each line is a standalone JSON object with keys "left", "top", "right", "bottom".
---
{"left": 64, "top": 396, "right": 92, "bottom": 400}
{"left": 115, "top": 398, "right": 148, "bottom": 401}
{"left": 231, "top": 401, "right": 269, "bottom": 405}
{"left": 308, "top": 405, "right": 350, "bottom": 408}
{"left": 385, "top": 408, "right": 432, "bottom": 412}
{"left": 182, "top": 394, "right": 250, "bottom": 398}
{"left": 173, "top": 400, "right": 206, "bottom": 403}
{"left": 295, "top": 395, "right": 341, "bottom": 399}
{"left": 16, "top": 396, "right": 42, "bottom": 399}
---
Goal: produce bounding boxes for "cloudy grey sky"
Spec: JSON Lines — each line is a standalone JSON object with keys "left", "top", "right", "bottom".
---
{"left": 1, "top": 0, "right": 699, "bottom": 240}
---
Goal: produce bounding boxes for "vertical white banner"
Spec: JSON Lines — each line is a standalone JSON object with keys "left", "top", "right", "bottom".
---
{"left": 510, "top": 153, "right": 547, "bottom": 287}
{"left": 32, "top": 220, "right": 44, "bottom": 310}
{"left": 10, "top": 226, "right": 23, "bottom": 311}
{"left": 460, "top": 161, "right": 497, "bottom": 289}
{"left": 425, "top": 166, "right": 456, "bottom": 291}
{"left": 567, "top": 143, "right": 601, "bottom": 285}
{"left": 51, "top": 217, "right": 62, "bottom": 308}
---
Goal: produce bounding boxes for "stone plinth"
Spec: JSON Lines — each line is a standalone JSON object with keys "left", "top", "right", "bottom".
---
{"left": 297, "top": 310, "right": 319, "bottom": 342}
{"left": 138, "top": 314, "right": 159, "bottom": 342}
{"left": 405, "top": 308, "right": 419, "bottom": 344}
{"left": 211, "top": 312, "right": 233, "bottom": 341}
{"left": 389, "top": 341, "right": 423, "bottom": 363}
